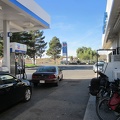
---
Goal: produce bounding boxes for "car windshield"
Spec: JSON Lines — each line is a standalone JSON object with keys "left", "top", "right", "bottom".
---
{"left": 96, "top": 62, "right": 104, "bottom": 66}
{"left": 37, "top": 66, "right": 56, "bottom": 72}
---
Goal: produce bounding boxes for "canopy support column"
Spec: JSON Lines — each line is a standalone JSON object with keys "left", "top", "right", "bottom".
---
{"left": 3, "top": 20, "right": 10, "bottom": 72}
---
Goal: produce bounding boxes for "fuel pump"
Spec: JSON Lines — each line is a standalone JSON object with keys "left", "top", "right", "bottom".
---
{"left": 10, "top": 42, "right": 27, "bottom": 79}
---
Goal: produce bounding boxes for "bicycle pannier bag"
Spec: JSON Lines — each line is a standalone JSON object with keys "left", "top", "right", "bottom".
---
{"left": 89, "top": 78, "right": 100, "bottom": 96}
{"left": 109, "top": 92, "right": 120, "bottom": 111}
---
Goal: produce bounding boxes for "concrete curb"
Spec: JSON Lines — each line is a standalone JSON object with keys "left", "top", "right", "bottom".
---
{"left": 83, "top": 95, "right": 99, "bottom": 120}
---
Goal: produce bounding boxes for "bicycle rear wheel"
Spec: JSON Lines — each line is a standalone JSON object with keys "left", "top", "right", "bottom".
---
{"left": 96, "top": 97, "right": 119, "bottom": 120}
{"left": 116, "top": 116, "right": 120, "bottom": 120}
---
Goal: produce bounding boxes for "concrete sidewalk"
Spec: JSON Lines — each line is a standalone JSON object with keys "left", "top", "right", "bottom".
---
{"left": 83, "top": 95, "right": 99, "bottom": 120}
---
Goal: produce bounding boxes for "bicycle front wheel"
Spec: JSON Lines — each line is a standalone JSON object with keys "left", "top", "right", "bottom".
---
{"left": 96, "top": 97, "right": 119, "bottom": 120}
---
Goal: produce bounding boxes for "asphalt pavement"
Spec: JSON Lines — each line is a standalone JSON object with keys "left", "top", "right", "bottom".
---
{"left": 26, "top": 66, "right": 98, "bottom": 120}
{"left": 26, "top": 72, "right": 99, "bottom": 120}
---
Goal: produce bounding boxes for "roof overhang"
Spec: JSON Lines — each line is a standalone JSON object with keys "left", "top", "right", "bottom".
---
{"left": 103, "top": 0, "right": 120, "bottom": 48}
{"left": 0, "top": 0, "right": 50, "bottom": 32}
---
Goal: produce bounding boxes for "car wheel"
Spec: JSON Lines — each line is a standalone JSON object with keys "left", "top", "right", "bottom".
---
{"left": 23, "top": 87, "right": 31, "bottom": 102}
{"left": 60, "top": 75, "right": 63, "bottom": 81}
{"left": 55, "top": 79, "right": 59, "bottom": 86}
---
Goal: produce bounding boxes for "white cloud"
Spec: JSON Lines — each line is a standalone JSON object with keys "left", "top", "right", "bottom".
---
{"left": 52, "top": 22, "right": 75, "bottom": 31}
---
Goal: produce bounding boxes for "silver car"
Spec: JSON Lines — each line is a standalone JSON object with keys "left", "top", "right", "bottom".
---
{"left": 93, "top": 62, "right": 105, "bottom": 73}
{"left": 31, "top": 66, "right": 63, "bottom": 87}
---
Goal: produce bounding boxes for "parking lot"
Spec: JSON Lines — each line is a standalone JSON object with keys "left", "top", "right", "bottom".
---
{"left": 0, "top": 65, "right": 95, "bottom": 120}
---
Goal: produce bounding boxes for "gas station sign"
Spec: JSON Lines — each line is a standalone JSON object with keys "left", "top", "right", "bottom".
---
{"left": 62, "top": 42, "right": 67, "bottom": 57}
{"left": 10, "top": 42, "right": 27, "bottom": 53}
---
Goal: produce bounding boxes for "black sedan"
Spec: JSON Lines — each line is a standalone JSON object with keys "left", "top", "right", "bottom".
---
{"left": 0, "top": 73, "right": 32, "bottom": 112}
{"left": 31, "top": 66, "right": 63, "bottom": 87}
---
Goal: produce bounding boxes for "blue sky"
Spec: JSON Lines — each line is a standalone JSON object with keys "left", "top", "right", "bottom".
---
{"left": 35, "top": 0, "right": 107, "bottom": 57}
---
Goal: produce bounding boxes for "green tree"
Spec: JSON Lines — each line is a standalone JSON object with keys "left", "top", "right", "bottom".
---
{"left": 23, "top": 30, "right": 44, "bottom": 64}
{"left": 69, "top": 56, "right": 73, "bottom": 61}
{"left": 46, "top": 36, "right": 62, "bottom": 63}
{"left": 35, "top": 31, "right": 47, "bottom": 58}
{"left": 76, "top": 46, "right": 97, "bottom": 63}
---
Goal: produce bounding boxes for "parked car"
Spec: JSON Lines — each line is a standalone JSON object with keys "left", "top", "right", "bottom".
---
{"left": 0, "top": 73, "right": 32, "bottom": 112}
{"left": 93, "top": 61, "right": 105, "bottom": 73}
{"left": 31, "top": 66, "right": 63, "bottom": 87}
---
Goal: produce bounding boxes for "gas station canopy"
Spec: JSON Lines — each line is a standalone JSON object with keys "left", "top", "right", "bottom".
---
{"left": 0, "top": 0, "right": 50, "bottom": 72}
{"left": 0, "top": 0, "right": 50, "bottom": 32}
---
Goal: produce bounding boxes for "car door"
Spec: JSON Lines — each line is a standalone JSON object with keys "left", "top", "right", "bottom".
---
{"left": 0, "top": 75, "right": 14, "bottom": 111}
{"left": 3, "top": 75, "right": 25, "bottom": 103}
{"left": 0, "top": 75, "right": 25, "bottom": 111}
{"left": 12, "top": 78, "right": 25, "bottom": 102}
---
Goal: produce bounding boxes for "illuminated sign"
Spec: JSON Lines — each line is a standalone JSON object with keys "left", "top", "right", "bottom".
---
{"left": 10, "top": 42, "right": 27, "bottom": 53}
{"left": 8, "top": 32, "right": 12, "bottom": 37}
{"left": 62, "top": 42, "right": 67, "bottom": 56}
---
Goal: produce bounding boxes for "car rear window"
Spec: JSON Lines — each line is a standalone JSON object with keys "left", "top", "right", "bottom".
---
{"left": 97, "top": 63, "right": 104, "bottom": 66}
{"left": 37, "top": 66, "right": 56, "bottom": 72}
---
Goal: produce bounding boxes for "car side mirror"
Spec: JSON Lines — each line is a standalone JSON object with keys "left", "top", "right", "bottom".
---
{"left": 15, "top": 78, "right": 21, "bottom": 82}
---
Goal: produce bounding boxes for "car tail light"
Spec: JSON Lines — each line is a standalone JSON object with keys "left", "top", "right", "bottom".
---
{"left": 48, "top": 74, "right": 56, "bottom": 79}
{"left": 32, "top": 75, "right": 37, "bottom": 79}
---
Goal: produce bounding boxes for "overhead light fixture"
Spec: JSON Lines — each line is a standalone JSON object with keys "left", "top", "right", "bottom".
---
{"left": 24, "top": 22, "right": 34, "bottom": 27}
{"left": 17, "top": 13, "right": 26, "bottom": 17}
